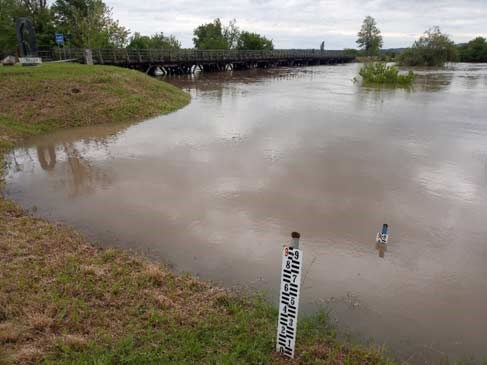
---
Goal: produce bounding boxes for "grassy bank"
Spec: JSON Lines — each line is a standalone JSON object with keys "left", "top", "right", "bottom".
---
{"left": 1, "top": 63, "right": 395, "bottom": 364}
{"left": 0, "top": 63, "right": 190, "bottom": 152}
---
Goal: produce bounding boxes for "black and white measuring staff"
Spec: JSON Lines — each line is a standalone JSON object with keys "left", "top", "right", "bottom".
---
{"left": 276, "top": 232, "right": 303, "bottom": 359}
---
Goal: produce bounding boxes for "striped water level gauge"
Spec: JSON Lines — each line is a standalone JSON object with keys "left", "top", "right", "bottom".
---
{"left": 276, "top": 232, "right": 303, "bottom": 359}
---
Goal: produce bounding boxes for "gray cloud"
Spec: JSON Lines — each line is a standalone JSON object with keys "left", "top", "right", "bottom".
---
{"left": 106, "top": 0, "right": 487, "bottom": 49}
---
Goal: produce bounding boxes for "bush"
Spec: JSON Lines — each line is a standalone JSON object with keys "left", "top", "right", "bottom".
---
{"left": 358, "top": 63, "right": 415, "bottom": 85}
{"left": 343, "top": 48, "right": 362, "bottom": 58}
{"left": 458, "top": 37, "right": 487, "bottom": 62}
{"left": 378, "top": 51, "right": 397, "bottom": 62}
{"left": 398, "top": 26, "right": 458, "bottom": 67}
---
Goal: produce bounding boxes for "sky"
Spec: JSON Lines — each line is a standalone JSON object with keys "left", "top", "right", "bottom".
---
{"left": 105, "top": 0, "right": 487, "bottom": 49}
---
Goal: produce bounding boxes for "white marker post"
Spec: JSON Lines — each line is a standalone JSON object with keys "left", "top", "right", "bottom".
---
{"left": 276, "top": 232, "right": 303, "bottom": 359}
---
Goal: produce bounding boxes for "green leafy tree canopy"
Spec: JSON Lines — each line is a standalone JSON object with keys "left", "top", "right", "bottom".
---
{"left": 20, "top": 0, "right": 56, "bottom": 47}
{"left": 0, "top": 0, "right": 22, "bottom": 49}
{"left": 458, "top": 37, "right": 487, "bottom": 63}
{"left": 193, "top": 18, "right": 228, "bottom": 49}
{"left": 356, "top": 16, "right": 383, "bottom": 56}
{"left": 223, "top": 19, "right": 239, "bottom": 49}
{"left": 193, "top": 18, "right": 273, "bottom": 51}
{"left": 237, "top": 31, "right": 273, "bottom": 50}
{"left": 127, "top": 32, "right": 181, "bottom": 49}
{"left": 52, "top": 0, "right": 129, "bottom": 48}
{"left": 0, "top": 0, "right": 57, "bottom": 50}
{"left": 399, "top": 26, "right": 458, "bottom": 66}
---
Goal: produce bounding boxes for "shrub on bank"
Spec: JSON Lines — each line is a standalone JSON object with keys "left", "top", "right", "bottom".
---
{"left": 358, "top": 62, "right": 415, "bottom": 85}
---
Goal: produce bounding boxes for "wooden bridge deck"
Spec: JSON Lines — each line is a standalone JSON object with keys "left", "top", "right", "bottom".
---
{"left": 38, "top": 48, "right": 355, "bottom": 74}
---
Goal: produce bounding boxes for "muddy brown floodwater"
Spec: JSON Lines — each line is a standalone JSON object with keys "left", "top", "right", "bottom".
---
{"left": 5, "top": 63, "right": 487, "bottom": 363}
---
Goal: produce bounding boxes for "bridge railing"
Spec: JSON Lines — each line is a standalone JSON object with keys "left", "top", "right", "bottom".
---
{"left": 33, "top": 48, "right": 351, "bottom": 64}
{"left": 36, "top": 47, "right": 85, "bottom": 62}
{"left": 90, "top": 49, "right": 349, "bottom": 64}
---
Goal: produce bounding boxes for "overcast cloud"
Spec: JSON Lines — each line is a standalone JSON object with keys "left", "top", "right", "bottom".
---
{"left": 106, "top": 0, "right": 487, "bottom": 49}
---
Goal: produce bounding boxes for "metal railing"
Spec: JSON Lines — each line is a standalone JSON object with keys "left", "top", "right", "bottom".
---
{"left": 91, "top": 48, "right": 350, "bottom": 64}
{"left": 21, "top": 48, "right": 352, "bottom": 65}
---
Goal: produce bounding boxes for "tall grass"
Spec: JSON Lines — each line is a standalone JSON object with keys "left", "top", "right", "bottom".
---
{"left": 358, "top": 63, "right": 415, "bottom": 85}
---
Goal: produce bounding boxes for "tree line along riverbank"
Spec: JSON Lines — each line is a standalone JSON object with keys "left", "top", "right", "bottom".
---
{"left": 0, "top": 63, "right": 397, "bottom": 364}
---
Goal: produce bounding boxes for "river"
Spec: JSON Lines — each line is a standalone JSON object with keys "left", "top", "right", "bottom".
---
{"left": 4, "top": 63, "right": 487, "bottom": 363}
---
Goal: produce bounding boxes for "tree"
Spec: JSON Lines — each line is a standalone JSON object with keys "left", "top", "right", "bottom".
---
{"left": 356, "top": 16, "right": 383, "bottom": 56}
{"left": 127, "top": 32, "right": 150, "bottom": 49}
{"left": 102, "top": 17, "right": 129, "bottom": 48}
{"left": 193, "top": 18, "right": 275, "bottom": 51}
{"left": 343, "top": 48, "right": 361, "bottom": 57}
{"left": 399, "top": 26, "right": 458, "bottom": 66}
{"left": 20, "top": 0, "right": 56, "bottom": 47}
{"left": 127, "top": 32, "right": 181, "bottom": 49}
{"left": 223, "top": 19, "right": 239, "bottom": 49}
{"left": 52, "top": 0, "right": 128, "bottom": 48}
{"left": 0, "top": 0, "right": 22, "bottom": 49}
{"left": 236, "top": 31, "right": 273, "bottom": 50}
{"left": 0, "top": 0, "right": 57, "bottom": 50}
{"left": 148, "top": 32, "right": 180, "bottom": 49}
{"left": 193, "top": 18, "right": 228, "bottom": 49}
{"left": 458, "top": 37, "right": 487, "bottom": 63}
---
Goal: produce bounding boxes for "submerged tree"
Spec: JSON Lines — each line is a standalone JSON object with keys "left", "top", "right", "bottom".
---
{"left": 399, "top": 26, "right": 458, "bottom": 67}
{"left": 356, "top": 16, "right": 383, "bottom": 56}
{"left": 359, "top": 62, "right": 415, "bottom": 85}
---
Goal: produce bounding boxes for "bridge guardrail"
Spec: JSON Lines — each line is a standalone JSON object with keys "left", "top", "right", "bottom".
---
{"left": 29, "top": 48, "right": 351, "bottom": 65}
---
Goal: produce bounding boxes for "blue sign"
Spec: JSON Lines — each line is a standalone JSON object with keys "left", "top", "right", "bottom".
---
{"left": 55, "top": 33, "right": 64, "bottom": 45}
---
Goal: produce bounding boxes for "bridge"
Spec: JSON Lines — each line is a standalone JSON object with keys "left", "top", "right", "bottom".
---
{"left": 37, "top": 48, "right": 355, "bottom": 75}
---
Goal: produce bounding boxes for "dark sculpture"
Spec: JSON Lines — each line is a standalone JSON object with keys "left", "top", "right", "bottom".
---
{"left": 16, "top": 17, "right": 38, "bottom": 57}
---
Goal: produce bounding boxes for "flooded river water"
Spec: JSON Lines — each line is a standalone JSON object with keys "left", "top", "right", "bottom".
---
{"left": 4, "top": 63, "right": 487, "bottom": 363}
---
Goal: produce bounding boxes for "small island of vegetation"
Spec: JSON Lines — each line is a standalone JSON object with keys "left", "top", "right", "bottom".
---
{"left": 359, "top": 63, "right": 415, "bottom": 85}
{"left": 352, "top": 16, "right": 486, "bottom": 80}
{"left": 354, "top": 17, "right": 415, "bottom": 86}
